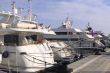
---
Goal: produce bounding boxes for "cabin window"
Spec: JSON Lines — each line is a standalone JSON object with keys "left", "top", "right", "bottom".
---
{"left": 68, "top": 32, "right": 73, "bottom": 35}
{"left": 56, "top": 32, "right": 73, "bottom": 35}
{"left": 76, "top": 32, "right": 80, "bottom": 35}
{"left": 56, "top": 32, "right": 67, "bottom": 35}
{"left": 4, "top": 35, "right": 19, "bottom": 46}
{"left": 25, "top": 35, "right": 37, "bottom": 41}
{"left": 30, "top": 35, "right": 37, "bottom": 41}
{"left": 25, "top": 35, "right": 37, "bottom": 44}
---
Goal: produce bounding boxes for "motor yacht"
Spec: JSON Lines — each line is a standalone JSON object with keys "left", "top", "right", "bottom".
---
{"left": 0, "top": 1, "right": 55, "bottom": 73}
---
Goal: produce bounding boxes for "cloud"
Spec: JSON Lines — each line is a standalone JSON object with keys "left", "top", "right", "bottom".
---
{"left": 35, "top": 0, "right": 110, "bottom": 34}
{"left": 0, "top": 0, "right": 110, "bottom": 34}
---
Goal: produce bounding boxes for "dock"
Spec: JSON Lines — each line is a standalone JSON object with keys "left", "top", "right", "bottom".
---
{"left": 68, "top": 48, "right": 110, "bottom": 73}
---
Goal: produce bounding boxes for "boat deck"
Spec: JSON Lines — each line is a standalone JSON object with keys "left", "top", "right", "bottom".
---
{"left": 68, "top": 48, "right": 110, "bottom": 73}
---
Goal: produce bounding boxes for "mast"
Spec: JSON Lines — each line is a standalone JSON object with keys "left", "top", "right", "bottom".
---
{"left": 11, "top": 1, "right": 17, "bottom": 15}
{"left": 11, "top": 1, "right": 18, "bottom": 27}
{"left": 87, "top": 22, "right": 90, "bottom": 27}
{"left": 28, "top": 0, "right": 32, "bottom": 21}
{"left": 87, "top": 22, "right": 93, "bottom": 32}
{"left": 18, "top": 8, "right": 24, "bottom": 19}
{"left": 63, "top": 17, "right": 72, "bottom": 29}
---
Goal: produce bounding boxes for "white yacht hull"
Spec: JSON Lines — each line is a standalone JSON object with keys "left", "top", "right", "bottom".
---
{"left": 0, "top": 44, "right": 54, "bottom": 72}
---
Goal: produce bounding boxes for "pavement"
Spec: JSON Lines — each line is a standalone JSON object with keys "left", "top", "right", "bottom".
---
{"left": 68, "top": 48, "right": 110, "bottom": 73}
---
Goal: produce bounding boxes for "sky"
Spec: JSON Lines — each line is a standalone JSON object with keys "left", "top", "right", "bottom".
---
{"left": 0, "top": 0, "right": 110, "bottom": 35}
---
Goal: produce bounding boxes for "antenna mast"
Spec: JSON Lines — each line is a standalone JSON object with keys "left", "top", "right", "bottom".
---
{"left": 18, "top": 8, "right": 24, "bottom": 18}
{"left": 28, "top": 0, "right": 32, "bottom": 21}
{"left": 11, "top": 1, "right": 16, "bottom": 15}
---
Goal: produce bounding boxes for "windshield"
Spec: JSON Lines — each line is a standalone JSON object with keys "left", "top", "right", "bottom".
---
{"left": 0, "top": 13, "right": 20, "bottom": 24}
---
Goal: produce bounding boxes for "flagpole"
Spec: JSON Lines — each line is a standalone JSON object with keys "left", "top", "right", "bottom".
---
{"left": 28, "top": 0, "right": 32, "bottom": 21}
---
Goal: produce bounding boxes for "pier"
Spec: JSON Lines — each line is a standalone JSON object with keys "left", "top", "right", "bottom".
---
{"left": 68, "top": 48, "right": 110, "bottom": 73}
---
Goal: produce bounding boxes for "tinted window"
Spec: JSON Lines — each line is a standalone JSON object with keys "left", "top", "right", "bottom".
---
{"left": 56, "top": 32, "right": 73, "bottom": 35}
{"left": 30, "top": 35, "right": 37, "bottom": 41}
{"left": 4, "top": 35, "right": 19, "bottom": 46}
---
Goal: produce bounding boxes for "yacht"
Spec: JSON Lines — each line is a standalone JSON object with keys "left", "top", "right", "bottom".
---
{"left": 44, "top": 18, "right": 80, "bottom": 50}
{"left": 90, "top": 30, "right": 106, "bottom": 51}
{"left": 45, "top": 18, "right": 79, "bottom": 42}
{"left": 0, "top": 1, "right": 55, "bottom": 73}
{"left": 45, "top": 18, "right": 104, "bottom": 56}
{"left": 48, "top": 40, "right": 74, "bottom": 63}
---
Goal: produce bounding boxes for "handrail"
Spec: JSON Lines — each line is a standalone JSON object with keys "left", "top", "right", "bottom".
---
{"left": 23, "top": 54, "right": 54, "bottom": 65}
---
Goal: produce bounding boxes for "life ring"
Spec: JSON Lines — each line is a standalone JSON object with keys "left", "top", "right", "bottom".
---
{"left": 2, "top": 51, "right": 9, "bottom": 58}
